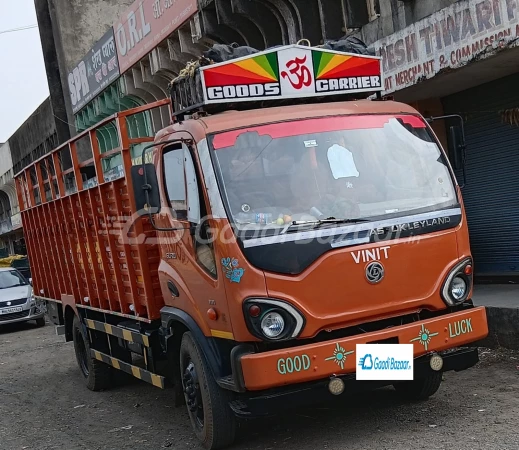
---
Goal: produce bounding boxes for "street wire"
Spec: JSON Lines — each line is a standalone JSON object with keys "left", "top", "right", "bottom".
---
{"left": 0, "top": 25, "right": 38, "bottom": 35}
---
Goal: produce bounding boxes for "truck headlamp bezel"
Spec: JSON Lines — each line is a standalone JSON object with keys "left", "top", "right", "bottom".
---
{"left": 441, "top": 258, "right": 473, "bottom": 306}
{"left": 243, "top": 298, "right": 305, "bottom": 341}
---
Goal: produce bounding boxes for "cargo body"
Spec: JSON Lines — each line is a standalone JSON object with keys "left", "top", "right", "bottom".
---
{"left": 16, "top": 44, "right": 489, "bottom": 450}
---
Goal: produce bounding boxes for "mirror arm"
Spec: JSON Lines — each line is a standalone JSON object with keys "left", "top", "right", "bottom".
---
{"left": 426, "top": 114, "right": 467, "bottom": 188}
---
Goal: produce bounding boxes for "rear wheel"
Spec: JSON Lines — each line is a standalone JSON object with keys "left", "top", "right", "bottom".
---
{"left": 72, "top": 315, "right": 111, "bottom": 391}
{"left": 180, "top": 332, "right": 236, "bottom": 450}
{"left": 393, "top": 372, "right": 443, "bottom": 401}
{"left": 35, "top": 317, "right": 46, "bottom": 327}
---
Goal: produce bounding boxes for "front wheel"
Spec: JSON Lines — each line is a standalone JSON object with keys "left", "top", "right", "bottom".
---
{"left": 393, "top": 372, "right": 443, "bottom": 401}
{"left": 180, "top": 332, "right": 236, "bottom": 450}
{"left": 35, "top": 317, "right": 46, "bottom": 327}
{"left": 72, "top": 315, "right": 111, "bottom": 391}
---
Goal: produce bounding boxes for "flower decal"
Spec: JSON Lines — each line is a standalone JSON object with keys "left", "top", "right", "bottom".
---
{"left": 325, "top": 343, "right": 354, "bottom": 370}
{"left": 221, "top": 257, "right": 244, "bottom": 283}
{"left": 410, "top": 324, "right": 439, "bottom": 351}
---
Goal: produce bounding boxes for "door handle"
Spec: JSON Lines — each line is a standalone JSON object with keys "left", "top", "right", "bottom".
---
{"left": 167, "top": 280, "right": 179, "bottom": 297}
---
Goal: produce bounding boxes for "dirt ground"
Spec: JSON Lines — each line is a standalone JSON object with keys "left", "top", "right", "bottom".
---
{"left": 1, "top": 320, "right": 519, "bottom": 450}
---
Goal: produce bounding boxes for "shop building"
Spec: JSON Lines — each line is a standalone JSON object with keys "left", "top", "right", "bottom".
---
{"left": 367, "top": 0, "right": 519, "bottom": 278}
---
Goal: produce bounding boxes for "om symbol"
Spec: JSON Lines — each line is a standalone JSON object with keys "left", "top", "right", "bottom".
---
{"left": 281, "top": 56, "right": 312, "bottom": 90}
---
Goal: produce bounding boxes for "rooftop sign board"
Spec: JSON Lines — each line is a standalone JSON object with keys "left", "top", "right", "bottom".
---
{"left": 199, "top": 45, "right": 383, "bottom": 104}
{"left": 114, "top": 0, "right": 198, "bottom": 74}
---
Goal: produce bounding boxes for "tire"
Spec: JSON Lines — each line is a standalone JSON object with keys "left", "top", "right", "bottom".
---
{"left": 72, "top": 315, "right": 111, "bottom": 391}
{"left": 393, "top": 372, "right": 443, "bottom": 401}
{"left": 35, "top": 317, "right": 46, "bottom": 327}
{"left": 180, "top": 332, "right": 236, "bottom": 450}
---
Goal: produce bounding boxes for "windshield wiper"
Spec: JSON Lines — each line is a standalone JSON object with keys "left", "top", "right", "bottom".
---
{"left": 281, "top": 217, "right": 370, "bottom": 234}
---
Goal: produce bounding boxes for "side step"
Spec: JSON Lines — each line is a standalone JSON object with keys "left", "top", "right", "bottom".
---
{"left": 91, "top": 350, "right": 165, "bottom": 389}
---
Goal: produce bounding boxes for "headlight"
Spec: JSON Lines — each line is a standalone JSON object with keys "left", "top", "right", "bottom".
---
{"left": 243, "top": 298, "right": 305, "bottom": 341}
{"left": 441, "top": 258, "right": 472, "bottom": 306}
{"left": 261, "top": 312, "right": 285, "bottom": 338}
{"left": 450, "top": 276, "right": 467, "bottom": 301}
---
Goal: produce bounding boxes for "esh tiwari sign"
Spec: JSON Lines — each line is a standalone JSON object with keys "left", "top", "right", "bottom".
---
{"left": 371, "top": 0, "right": 519, "bottom": 94}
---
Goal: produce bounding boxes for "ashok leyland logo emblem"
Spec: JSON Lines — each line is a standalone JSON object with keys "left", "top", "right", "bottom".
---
{"left": 366, "top": 262, "right": 384, "bottom": 284}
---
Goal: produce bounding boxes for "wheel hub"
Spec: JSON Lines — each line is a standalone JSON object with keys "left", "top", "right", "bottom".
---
{"left": 183, "top": 362, "right": 200, "bottom": 413}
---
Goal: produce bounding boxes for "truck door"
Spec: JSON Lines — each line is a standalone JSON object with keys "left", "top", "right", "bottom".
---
{"left": 156, "top": 143, "right": 234, "bottom": 339}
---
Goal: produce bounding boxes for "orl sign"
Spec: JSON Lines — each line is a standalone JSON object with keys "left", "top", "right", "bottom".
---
{"left": 67, "top": 28, "right": 119, "bottom": 114}
{"left": 372, "top": 0, "right": 519, "bottom": 94}
{"left": 114, "top": 0, "right": 198, "bottom": 74}
{"left": 200, "top": 44, "right": 383, "bottom": 104}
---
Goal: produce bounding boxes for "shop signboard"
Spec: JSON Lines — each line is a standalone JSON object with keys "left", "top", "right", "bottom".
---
{"left": 114, "top": 0, "right": 198, "bottom": 74}
{"left": 68, "top": 28, "right": 120, "bottom": 114}
{"left": 372, "top": 0, "right": 519, "bottom": 94}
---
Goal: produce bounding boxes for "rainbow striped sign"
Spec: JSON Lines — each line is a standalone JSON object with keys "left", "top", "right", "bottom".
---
{"left": 200, "top": 44, "right": 382, "bottom": 104}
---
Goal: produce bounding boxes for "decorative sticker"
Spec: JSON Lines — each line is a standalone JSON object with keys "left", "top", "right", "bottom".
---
{"left": 410, "top": 324, "right": 439, "bottom": 351}
{"left": 221, "top": 257, "right": 244, "bottom": 283}
{"left": 325, "top": 343, "right": 354, "bottom": 370}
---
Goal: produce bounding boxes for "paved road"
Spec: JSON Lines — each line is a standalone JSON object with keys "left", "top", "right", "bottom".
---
{"left": 1, "top": 321, "right": 519, "bottom": 450}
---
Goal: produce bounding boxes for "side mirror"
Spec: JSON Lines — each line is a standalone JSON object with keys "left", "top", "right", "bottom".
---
{"left": 29, "top": 278, "right": 33, "bottom": 286}
{"left": 131, "top": 163, "right": 161, "bottom": 216}
{"left": 448, "top": 125, "right": 464, "bottom": 170}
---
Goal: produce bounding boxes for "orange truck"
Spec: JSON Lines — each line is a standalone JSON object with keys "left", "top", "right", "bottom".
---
{"left": 16, "top": 44, "right": 488, "bottom": 449}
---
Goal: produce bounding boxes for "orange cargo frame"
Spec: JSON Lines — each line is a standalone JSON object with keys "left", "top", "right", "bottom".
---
{"left": 15, "top": 99, "right": 172, "bottom": 322}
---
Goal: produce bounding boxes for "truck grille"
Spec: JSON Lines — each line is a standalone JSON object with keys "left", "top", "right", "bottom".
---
{"left": 0, "top": 311, "right": 30, "bottom": 322}
{"left": 0, "top": 298, "right": 27, "bottom": 308}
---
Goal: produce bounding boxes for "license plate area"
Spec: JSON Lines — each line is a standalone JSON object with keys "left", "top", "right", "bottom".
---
{"left": 0, "top": 306, "right": 23, "bottom": 315}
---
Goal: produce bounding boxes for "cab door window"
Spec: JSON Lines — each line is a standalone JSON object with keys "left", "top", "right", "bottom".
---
{"left": 163, "top": 144, "right": 216, "bottom": 278}
{"left": 163, "top": 147, "right": 187, "bottom": 220}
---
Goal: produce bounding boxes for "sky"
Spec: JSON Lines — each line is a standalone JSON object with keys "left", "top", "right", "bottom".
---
{"left": 0, "top": 0, "right": 49, "bottom": 142}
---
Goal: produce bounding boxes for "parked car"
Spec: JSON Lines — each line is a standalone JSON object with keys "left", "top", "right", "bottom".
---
{"left": 0, "top": 268, "right": 45, "bottom": 327}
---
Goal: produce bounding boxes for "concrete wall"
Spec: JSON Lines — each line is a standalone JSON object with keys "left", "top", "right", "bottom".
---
{"left": 35, "top": 0, "right": 135, "bottom": 141}
{"left": 9, "top": 98, "right": 57, "bottom": 175}
{"left": 48, "top": 0, "right": 134, "bottom": 73}
{"left": 0, "top": 142, "right": 13, "bottom": 181}
{"left": 0, "top": 142, "right": 17, "bottom": 216}
{"left": 359, "top": 0, "right": 459, "bottom": 46}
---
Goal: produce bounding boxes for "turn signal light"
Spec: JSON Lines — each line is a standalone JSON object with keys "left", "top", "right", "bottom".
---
{"left": 464, "top": 265, "right": 473, "bottom": 275}
{"left": 248, "top": 305, "right": 261, "bottom": 318}
{"left": 207, "top": 308, "right": 218, "bottom": 321}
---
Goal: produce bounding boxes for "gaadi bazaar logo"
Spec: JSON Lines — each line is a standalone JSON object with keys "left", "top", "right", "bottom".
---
{"left": 200, "top": 44, "right": 383, "bottom": 104}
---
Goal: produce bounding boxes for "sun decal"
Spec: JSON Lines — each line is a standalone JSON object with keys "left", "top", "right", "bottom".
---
{"left": 325, "top": 343, "right": 354, "bottom": 370}
{"left": 410, "top": 324, "right": 439, "bottom": 351}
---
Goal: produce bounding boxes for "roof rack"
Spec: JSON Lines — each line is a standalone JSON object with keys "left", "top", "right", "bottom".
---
{"left": 170, "top": 43, "right": 383, "bottom": 121}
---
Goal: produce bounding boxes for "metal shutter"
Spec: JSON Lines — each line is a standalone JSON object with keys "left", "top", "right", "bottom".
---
{"left": 442, "top": 73, "right": 519, "bottom": 276}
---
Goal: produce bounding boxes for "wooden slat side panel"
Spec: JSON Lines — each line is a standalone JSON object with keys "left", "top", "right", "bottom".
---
{"left": 14, "top": 100, "right": 169, "bottom": 318}
{"left": 69, "top": 194, "right": 93, "bottom": 306}
{"left": 42, "top": 200, "right": 67, "bottom": 296}
{"left": 111, "top": 178, "right": 140, "bottom": 315}
{"left": 98, "top": 183, "right": 127, "bottom": 314}
{"left": 54, "top": 198, "right": 80, "bottom": 301}
{"left": 32, "top": 207, "right": 58, "bottom": 299}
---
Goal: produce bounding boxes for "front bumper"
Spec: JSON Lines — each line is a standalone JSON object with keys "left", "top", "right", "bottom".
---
{"left": 239, "top": 306, "right": 488, "bottom": 391}
{"left": 231, "top": 347, "right": 479, "bottom": 417}
{"left": 0, "top": 300, "right": 45, "bottom": 325}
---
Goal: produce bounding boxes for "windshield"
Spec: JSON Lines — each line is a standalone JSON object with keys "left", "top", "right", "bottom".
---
{"left": 0, "top": 270, "right": 27, "bottom": 289}
{"left": 210, "top": 114, "right": 457, "bottom": 231}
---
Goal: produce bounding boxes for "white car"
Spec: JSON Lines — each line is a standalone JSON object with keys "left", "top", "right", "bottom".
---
{"left": 0, "top": 268, "right": 45, "bottom": 327}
